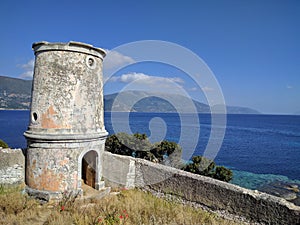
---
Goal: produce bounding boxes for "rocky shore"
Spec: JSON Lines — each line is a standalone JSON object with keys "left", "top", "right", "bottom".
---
{"left": 258, "top": 181, "right": 300, "bottom": 206}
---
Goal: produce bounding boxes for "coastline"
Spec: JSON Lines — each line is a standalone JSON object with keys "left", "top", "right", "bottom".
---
{"left": 0, "top": 108, "right": 29, "bottom": 111}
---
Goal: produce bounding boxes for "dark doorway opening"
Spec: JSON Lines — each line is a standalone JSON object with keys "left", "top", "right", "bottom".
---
{"left": 81, "top": 150, "right": 97, "bottom": 188}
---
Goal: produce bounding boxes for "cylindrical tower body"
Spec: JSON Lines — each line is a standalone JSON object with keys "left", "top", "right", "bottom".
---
{"left": 24, "top": 41, "right": 107, "bottom": 200}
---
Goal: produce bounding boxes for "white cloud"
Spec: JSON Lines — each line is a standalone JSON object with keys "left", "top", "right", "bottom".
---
{"left": 19, "top": 59, "right": 34, "bottom": 79}
{"left": 103, "top": 50, "right": 135, "bottom": 70}
{"left": 110, "top": 72, "right": 184, "bottom": 85}
{"left": 108, "top": 72, "right": 185, "bottom": 93}
{"left": 189, "top": 87, "right": 198, "bottom": 91}
{"left": 286, "top": 85, "right": 293, "bottom": 89}
{"left": 202, "top": 86, "right": 214, "bottom": 92}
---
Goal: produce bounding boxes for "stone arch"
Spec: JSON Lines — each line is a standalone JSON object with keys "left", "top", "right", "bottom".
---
{"left": 78, "top": 149, "right": 99, "bottom": 189}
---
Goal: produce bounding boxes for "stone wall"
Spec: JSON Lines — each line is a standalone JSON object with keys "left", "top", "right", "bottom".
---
{"left": 102, "top": 151, "right": 300, "bottom": 225}
{"left": 0, "top": 148, "right": 25, "bottom": 187}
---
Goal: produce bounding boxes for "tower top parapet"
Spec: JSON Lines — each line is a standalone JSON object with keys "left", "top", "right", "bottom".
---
{"left": 32, "top": 41, "right": 106, "bottom": 59}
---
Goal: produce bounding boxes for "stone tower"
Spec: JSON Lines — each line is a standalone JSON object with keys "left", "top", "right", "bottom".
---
{"left": 24, "top": 41, "right": 107, "bottom": 200}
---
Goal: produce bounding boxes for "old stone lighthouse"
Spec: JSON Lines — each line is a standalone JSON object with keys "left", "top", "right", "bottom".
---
{"left": 24, "top": 41, "right": 107, "bottom": 199}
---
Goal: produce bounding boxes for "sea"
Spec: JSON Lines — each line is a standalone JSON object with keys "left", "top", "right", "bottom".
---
{"left": 1, "top": 110, "right": 300, "bottom": 194}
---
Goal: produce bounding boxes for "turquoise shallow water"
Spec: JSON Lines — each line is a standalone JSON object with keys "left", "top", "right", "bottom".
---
{"left": 231, "top": 169, "right": 300, "bottom": 190}
{"left": 231, "top": 169, "right": 300, "bottom": 206}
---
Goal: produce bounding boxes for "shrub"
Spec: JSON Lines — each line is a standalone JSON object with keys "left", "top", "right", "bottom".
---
{"left": 105, "top": 132, "right": 157, "bottom": 161}
{"left": 213, "top": 166, "right": 233, "bottom": 182}
{"left": 182, "top": 156, "right": 233, "bottom": 182}
{"left": 183, "top": 156, "right": 215, "bottom": 176}
{"left": 152, "top": 140, "right": 182, "bottom": 168}
{"left": 0, "top": 139, "right": 8, "bottom": 148}
{"left": 105, "top": 133, "right": 182, "bottom": 164}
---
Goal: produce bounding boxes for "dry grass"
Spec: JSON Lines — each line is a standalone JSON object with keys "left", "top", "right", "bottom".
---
{"left": 0, "top": 186, "right": 44, "bottom": 225}
{"left": 0, "top": 186, "right": 244, "bottom": 225}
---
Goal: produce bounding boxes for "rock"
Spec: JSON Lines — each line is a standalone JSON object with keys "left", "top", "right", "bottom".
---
{"left": 285, "top": 184, "right": 299, "bottom": 193}
{"left": 258, "top": 181, "right": 300, "bottom": 206}
{"left": 291, "top": 197, "right": 300, "bottom": 206}
{"left": 282, "top": 192, "right": 297, "bottom": 201}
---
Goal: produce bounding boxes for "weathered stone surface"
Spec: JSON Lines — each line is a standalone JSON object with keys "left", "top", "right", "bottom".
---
{"left": 0, "top": 148, "right": 25, "bottom": 187}
{"left": 25, "top": 41, "right": 107, "bottom": 138}
{"left": 102, "top": 151, "right": 132, "bottom": 188}
{"left": 24, "top": 41, "right": 108, "bottom": 199}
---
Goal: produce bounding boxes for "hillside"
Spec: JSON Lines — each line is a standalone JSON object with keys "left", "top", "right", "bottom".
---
{"left": 0, "top": 76, "right": 32, "bottom": 109}
{"left": 104, "top": 91, "right": 260, "bottom": 114}
{"left": 104, "top": 91, "right": 210, "bottom": 113}
{"left": 0, "top": 76, "right": 260, "bottom": 114}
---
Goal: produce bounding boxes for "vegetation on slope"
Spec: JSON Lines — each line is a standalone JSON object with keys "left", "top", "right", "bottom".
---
{"left": 0, "top": 186, "right": 242, "bottom": 225}
{"left": 105, "top": 132, "right": 182, "bottom": 168}
{"left": 0, "top": 139, "right": 9, "bottom": 148}
{"left": 183, "top": 156, "right": 233, "bottom": 182}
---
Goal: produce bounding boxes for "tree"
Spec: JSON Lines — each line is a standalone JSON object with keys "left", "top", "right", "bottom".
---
{"left": 183, "top": 156, "right": 215, "bottom": 176}
{"left": 0, "top": 139, "right": 9, "bottom": 148}
{"left": 213, "top": 166, "right": 233, "bottom": 182}
{"left": 182, "top": 156, "right": 233, "bottom": 182}
{"left": 151, "top": 140, "right": 182, "bottom": 168}
{"left": 105, "top": 133, "right": 125, "bottom": 155}
{"left": 105, "top": 133, "right": 182, "bottom": 164}
{"left": 105, "top": 132, "right": 157, "bottom": 162}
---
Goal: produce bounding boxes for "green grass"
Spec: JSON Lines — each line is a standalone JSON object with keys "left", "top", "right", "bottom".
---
{"left": 0, "top": 187, "right": 244, "bottom": 225}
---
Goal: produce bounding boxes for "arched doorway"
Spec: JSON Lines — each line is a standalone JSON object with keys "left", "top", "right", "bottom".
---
{"left": 81, "top": 150, "right": 98, "bottom": 188}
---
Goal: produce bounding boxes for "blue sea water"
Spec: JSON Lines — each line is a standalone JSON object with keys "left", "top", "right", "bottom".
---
{"left": 1, "top": 110, "right": 300, "bottom": 190}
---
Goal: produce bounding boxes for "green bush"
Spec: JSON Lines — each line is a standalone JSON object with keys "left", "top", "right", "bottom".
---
{"left": 0, "top": 139, "right": 8, "bottom": 148}
{"left": 105, "top": 132, "right": 156, "bottom": 161}
{"left": 182, "top": 156, "right": 215, "bottom": 176}
{"left": 213, "top": 166, "right": 233, "bottom": 182}
{"left": 105, "top": 133, "right": 182, "bottom": 164}
{"left": 182, "top": 156, "right": 233, "bottom": 182}
{"left": 152, "top": 140, "right": 182, "bottom": 168}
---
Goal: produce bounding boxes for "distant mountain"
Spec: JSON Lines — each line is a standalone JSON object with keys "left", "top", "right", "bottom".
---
{"left": 226, "top": 106, "right": 260, "bottom": 114}
{"left": 212, "top": 104, "right": 261, "bottom": 115}
{"left": 104, "top": 91, "right": 260, "bottom": 114}
{"left": 0, "top": 76, "right": 260, "bottom": 114}
{"left": 294, "top": 111, "right": 300, "bottom": 115}
{"left": 0, "top": 76, "right": 32, "bottom": 109}
{"left": 104, "top": 91, "right": 210, "bottom": 113}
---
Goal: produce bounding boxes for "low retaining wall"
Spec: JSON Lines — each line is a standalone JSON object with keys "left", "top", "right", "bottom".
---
{"left": 0, "top": 148, "right": 25, "bottom": 187}
{"left": 102, "top": 151, "right": 300, "bottom": 225}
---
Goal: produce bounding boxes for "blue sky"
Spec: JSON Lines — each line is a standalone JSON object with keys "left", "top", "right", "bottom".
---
{"left": 0, "top": 0, "right": 299, "bottom": 114}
